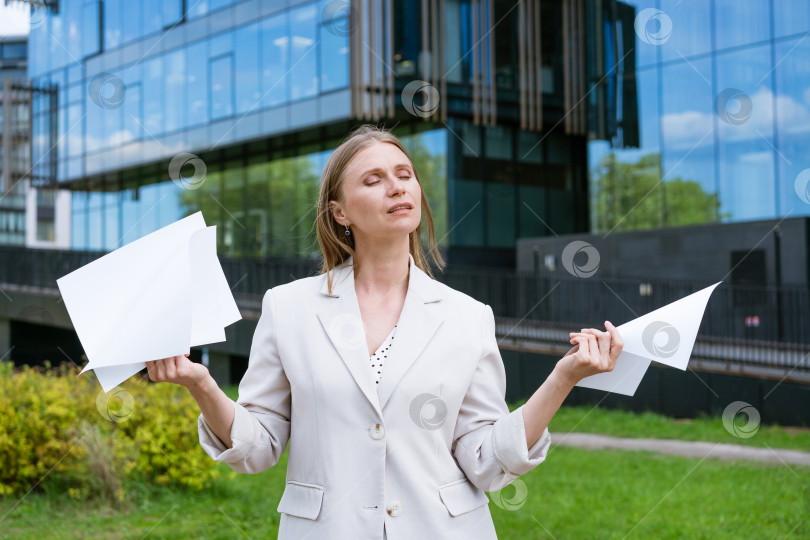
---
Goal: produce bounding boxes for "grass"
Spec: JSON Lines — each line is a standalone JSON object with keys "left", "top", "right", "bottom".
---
{"left": 2, "top": 395, "right": 809, "bottom": 539}
{"left": 508, "top": 399, "right": 810, "bottom": 452}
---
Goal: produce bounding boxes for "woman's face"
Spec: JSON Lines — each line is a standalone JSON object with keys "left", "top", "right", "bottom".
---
{"left": 330, "top": 142, "right": 423, "bottom": 242}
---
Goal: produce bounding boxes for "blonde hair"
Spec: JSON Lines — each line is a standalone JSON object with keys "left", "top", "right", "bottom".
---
{"left": 315, "top": 125, "right": 445, "bottom": 294}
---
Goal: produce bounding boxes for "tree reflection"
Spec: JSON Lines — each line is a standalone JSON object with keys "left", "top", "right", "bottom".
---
{"left": 593, "top": 153, "right": 728, "bottom": 232}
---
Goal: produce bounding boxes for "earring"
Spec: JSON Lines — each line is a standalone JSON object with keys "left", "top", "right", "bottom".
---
{"left": 344, "top": 223, "right": 351, "bottom": 236}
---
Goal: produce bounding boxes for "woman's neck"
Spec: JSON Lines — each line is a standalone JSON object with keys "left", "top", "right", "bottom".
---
{"left": 352, "top": 237, "right": 410, "bottom": 298}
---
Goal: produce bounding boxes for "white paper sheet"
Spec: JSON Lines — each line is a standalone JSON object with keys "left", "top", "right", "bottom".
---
{"left": 576, "top": 282, "right": 722, "bottom": 396}
{"left": 56, "top": 212, "right": 241, "bottom": 392}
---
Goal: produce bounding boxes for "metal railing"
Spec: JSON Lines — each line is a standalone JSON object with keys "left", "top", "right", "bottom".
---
{"left": 2, "top": 245, "right": 808, "bottom": 373}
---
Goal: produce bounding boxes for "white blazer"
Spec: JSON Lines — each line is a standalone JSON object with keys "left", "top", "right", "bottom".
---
{"left": 198, "top": 253, "right": 552, "bottom": 540}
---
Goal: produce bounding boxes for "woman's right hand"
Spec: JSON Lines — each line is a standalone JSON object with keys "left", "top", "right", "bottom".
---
{"left": 146, "top": 354, "right": 210, "bottom": 390}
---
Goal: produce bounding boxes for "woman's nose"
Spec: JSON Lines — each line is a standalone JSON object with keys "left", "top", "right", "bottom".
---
{"left": 387, "top": 175, "right": 406, "bottom": 195}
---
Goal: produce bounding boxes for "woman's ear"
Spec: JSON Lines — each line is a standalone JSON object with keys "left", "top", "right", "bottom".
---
{"left": 329, "top": 200, "right": 347, "bottom": 225}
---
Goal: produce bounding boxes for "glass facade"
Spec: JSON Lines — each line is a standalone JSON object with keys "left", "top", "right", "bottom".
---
{"left": 0, "top": 38, "right": 30, "bottom": 245}
{"left": 447, "top": 118, "right": 586, "bottom": 250}
{"left": 36, "top": 0, "right": 791, "bottom": 260}
{"left": 69, "top": 128, "right": 448, "bottom": 257}
{"left": 589, "top": 0, "right": 810, "bottom": 232}
{"left": 29, "top": 0, "right": 350, "bottom": 183}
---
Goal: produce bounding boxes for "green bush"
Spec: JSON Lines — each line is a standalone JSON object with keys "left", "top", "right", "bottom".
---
{"left": 0, "top": 362, "right": 220, "bottom": 501}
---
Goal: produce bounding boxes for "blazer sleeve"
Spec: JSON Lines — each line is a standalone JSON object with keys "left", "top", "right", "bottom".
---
{"left": 451, "top": 303, "right": 551, "bottom": 492}
{"left": 197, "top": 288, "right": 292, "bottom": 474}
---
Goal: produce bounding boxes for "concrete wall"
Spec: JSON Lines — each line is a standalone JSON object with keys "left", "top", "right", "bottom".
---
{"left": 516, "top": 217, "right": 809, "bottom": 286}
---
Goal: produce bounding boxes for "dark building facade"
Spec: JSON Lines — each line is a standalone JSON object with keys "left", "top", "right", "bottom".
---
{"left": 25, "top": 0, "right": 638, "bottom": 267}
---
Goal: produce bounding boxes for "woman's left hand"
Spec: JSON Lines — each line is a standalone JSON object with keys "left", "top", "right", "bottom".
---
{"left": 555, "top": 321, "right": 623, "bottom": 386}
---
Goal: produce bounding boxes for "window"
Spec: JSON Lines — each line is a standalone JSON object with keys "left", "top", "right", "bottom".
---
{"left": 81, "top": 1, "right": 102, "bottom": 57}
{"left": 104, "top": 0, "right": 122, "bottom": 50}
{"left": 164, "top": 50, "right": 186, "bottom": 132}
{"left": 320, "top": 16, "right": 350, "bottom": 92}
{"left": 142, "top": 56, "right": 165, "bottom": 135}
{"left": 120, "top": 1, "right": 143, "bottom": 45}
{"left": 289, "top": 4, "right": 318, "bottom": 100}
{"left": 235, "top": 23, "right": 261, "bottom": 115}
{"left": 162, "top": 0, "right": 183, "bottom": 27}
{"left": 122, "top": 82, "right": 143, "bottom": 142}
{"left": 210, "top": 54, "right": 234, "bottom": 121}
{"left": 714, "top": 0, "right": 770, "bottom": 50}
{"left": 262, "top": 13, "right": 290, "bottom": 107}
{"left": 715, "top": 45, "right": 775, "bottom": 221}
{"left": 186, "top": 41, "right": 209, "bottom": 126}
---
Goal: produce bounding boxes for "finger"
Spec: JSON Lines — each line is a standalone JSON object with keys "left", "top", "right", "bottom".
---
{"left": 145, "top": 361, "right": 155, "bottom": 381}
{"left": 165, "top": 357, "right": 177, "bottom": 380}
{"left": 578, "top": 328, "right": 611, "bottom": 359}
{"left": 154, "top": 358, "right": 166, "bottom": 381}
{"left": 605, "top": 321, "right": 624, "bottom": 361}
{"left": 572, "top": 335, "right": 590, "bottom": 358}
{"left": 585, "top": 333, "right": 599, "bottom": 363}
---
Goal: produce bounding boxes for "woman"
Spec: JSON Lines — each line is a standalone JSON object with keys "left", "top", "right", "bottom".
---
{"left": 146, "top": 125, "right": 623, "bottom": 539}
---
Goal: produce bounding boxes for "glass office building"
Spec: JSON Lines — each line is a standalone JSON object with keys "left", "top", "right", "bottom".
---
{"left": 589, "top": 0, "right": 810, "bottom": 233}
{"left": 27, "top": 0, "right": 615, "bottom": 267}
{"left": 0, "top": 36, "right": 30, "bottom": 245}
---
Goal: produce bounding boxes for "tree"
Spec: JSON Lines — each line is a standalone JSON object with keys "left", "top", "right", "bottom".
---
{"left": 592, "top": 152, "right": 727, "bottom": 232}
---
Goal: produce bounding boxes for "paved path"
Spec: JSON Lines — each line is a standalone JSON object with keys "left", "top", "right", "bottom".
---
{"left": 553, "top": 432, "right": 810, "bottom": 466}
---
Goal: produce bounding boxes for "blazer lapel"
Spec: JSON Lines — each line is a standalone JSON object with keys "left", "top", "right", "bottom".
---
{"left": 317, "top": 259, "right": 382, "bottom": 417}
{"left": 316, "top": 253, "right": 444, "bottom": 417}
{"left": 377, "top": 255, "right": 443, "bottom": 411}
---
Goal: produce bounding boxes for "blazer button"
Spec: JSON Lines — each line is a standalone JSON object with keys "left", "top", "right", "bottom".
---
{"left": 386, "top": 500, "right": 403, "bottom": 517}
{"left": 369, "top": 423, "right": 385, "bottom": 440}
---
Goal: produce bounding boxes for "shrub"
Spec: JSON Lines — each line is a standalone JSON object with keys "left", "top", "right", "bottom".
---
{"left": 0, "top": 362, "right": 219, "bottom": 500}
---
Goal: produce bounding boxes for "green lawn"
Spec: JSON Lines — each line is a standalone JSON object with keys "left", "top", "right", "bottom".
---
{"left": 535, "top": 401, "right": 810, "bottom": 452}
{"left": 2, "top": 397, "right": 809, "bottom": 539}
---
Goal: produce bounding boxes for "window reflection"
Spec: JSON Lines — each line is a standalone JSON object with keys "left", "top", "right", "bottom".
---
{"left": 714, "top": 0, "right": 770, "bottom": 50}
{"left": 774, "top": 36, "right": 810, "bottom": 217}
{"left": 210, "top": 54, "right": 234, "bottom": 121}
{"left": 659, "top": 0, "right": 712, "bottom": 62}
{"left": 186, "top": 42, "right": 209, "bottom": 126}
{"left": 142, "top": 57, "right": 164, "bottom": 136}
{"left": 716, "top": 45, "right": 775, "bottom": 221}
{"left": 320, "top": 21, "right": 349, "bottom": 92}
{"left": 290, "top": 4, "right": 319, "bottom": 101}
{"left": 235, "top": 23, "right": 262, "bottom": 115}
{"left": 660, "top": 57, "right": 716, "bottom": 213}
{"left": 262, "top": 13, "right": 290, "bottom": 107}
{"left": 164, "top": 51, "right": 186, "bottom": 133}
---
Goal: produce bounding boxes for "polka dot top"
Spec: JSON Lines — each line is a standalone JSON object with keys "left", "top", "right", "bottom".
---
{"left": 370, "top": 324, "right": 398, "bottom": 385}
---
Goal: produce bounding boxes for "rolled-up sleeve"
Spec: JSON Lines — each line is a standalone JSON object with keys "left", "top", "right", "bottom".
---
{"left": 452, "top": 304, "right": 551, "bottom": 492}
{"left": 197, "top": 288, "right": 292, "bottom": 474}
